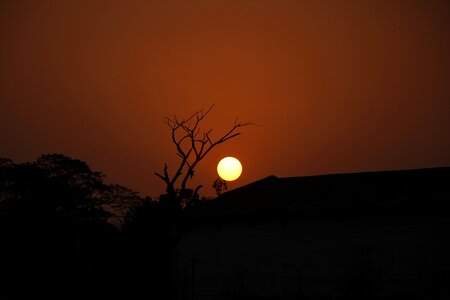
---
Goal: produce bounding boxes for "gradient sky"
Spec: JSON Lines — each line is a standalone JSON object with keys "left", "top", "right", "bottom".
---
{"left": 1, "top": 0, "right": 449, "bottom": 197}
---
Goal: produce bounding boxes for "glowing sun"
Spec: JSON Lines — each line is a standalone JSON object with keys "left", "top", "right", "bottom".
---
{"left": 217, "top": 157, "right": 242, "bottom": 181}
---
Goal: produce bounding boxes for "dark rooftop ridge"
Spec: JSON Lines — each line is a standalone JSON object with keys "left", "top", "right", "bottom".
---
{"left": 207, "top": 166, "right": 450, "bottom": 218}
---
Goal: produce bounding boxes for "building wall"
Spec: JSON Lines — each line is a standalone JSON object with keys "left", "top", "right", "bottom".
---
{"left": 174, "top": 214, "right": 450, "bottom": 300}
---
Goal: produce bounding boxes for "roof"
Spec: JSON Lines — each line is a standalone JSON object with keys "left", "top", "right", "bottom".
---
{"left": 186, "top": 167, "right": 450, "bottom": 221}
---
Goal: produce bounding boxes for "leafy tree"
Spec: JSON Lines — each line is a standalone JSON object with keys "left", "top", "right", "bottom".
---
{"left": 101, "top": 183, "right": 145, "bottom": 226}
{"left": 30, "top": 154, "right": 142, "bottom": 224}
{"left": 213, "top": 177, "right": 228, "bottom": 196}
{"left": 0, "top": 154, "right": 148, "bottom": 297}
{"left": 0, "top": 153, "right": 147, "bottom": 231}
{"left": 35, "top": 153, "right": 109, "bottom": 222}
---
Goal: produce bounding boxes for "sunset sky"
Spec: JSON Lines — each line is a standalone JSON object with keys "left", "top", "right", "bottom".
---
{"left": 1, "top": 0, "right": 449, "bottom": 197}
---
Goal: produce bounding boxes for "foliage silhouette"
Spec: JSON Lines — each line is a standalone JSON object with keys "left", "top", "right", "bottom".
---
{"left": 0, "top": 154, "right": 150, "bottom": 298}
{"left": 1, "top": 153, "right": 218, "bottom": 298}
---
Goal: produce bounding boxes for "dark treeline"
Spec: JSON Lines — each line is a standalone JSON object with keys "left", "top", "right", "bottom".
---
{"left": 0, "top": 153, "right": 187, "bottom": 298}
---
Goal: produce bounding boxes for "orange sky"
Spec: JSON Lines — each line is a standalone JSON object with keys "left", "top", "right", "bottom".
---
{"left": 1, "top": 0, "right": 449, "bottom": 197}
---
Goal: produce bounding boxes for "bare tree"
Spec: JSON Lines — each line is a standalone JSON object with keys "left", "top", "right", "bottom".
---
{"left": 155, "top": 105, "right": 253, "bottom": 205}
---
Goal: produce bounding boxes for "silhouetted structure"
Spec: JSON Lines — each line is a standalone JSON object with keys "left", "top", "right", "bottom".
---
{"left": 174, "top": 167, "right": 450, "bottom": 300}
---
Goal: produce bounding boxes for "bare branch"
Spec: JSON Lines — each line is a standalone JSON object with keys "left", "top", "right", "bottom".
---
{"left": 154, "top": 172, "right": 167, "bottom": 182}
{"left": 155, "top": 163, "right": 176, "bottom": 194}
{"left": 171, "top": 149, "right": 192, "bottom": 186}
{"left": 156, "top": 104, "right": 253, "bottom": 202}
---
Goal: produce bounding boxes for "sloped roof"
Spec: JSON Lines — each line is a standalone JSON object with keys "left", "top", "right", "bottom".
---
{"left": 214, "top": 167, "right": 450, "bottom": 217}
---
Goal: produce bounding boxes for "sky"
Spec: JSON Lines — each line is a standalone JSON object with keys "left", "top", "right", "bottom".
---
{"left": 1, "top": 0, "right": 449, "bottom": 198}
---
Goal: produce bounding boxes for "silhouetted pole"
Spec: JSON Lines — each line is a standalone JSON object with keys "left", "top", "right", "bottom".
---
{"left": 191, "top": 258, "right": 197, "bottom": 300}
{"left": 76, "top": 230, "right": 80, "bottom": 258}
{"left": 297, "top": 267, "right": 302, "bottom": 300}
{"left": 282, "top": 263, "right": 302, "bottom": 299}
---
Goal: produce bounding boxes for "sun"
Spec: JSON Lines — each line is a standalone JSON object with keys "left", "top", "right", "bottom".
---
{"left": 217, "top": 157, "right": 242, "bottom": 181}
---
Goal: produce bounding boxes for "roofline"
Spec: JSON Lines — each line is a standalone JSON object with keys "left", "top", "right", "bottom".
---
{"left": 217, "top": 166, "right": 450, "bottom": 198}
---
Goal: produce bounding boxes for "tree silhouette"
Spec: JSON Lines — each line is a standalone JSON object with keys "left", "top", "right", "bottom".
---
{"left": 155, "top": 105, "right": 253, "bottom": 206}
{"left": 0, "top": 154, "right": 147, "bottom": 298}
{"left": 35, "top": 154, "right": 109, "bottom": 222}
{"left": 213, "top": 177, "right": 228, "bottom": 196}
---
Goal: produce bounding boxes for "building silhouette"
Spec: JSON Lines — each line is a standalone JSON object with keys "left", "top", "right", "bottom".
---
{"left": 174, "top": 167, "right": 450, "bottom": 300}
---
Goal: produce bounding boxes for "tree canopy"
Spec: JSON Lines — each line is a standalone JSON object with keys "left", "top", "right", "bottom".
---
{"left": 0, "top": 153, "right": 144, "bottom": 226}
